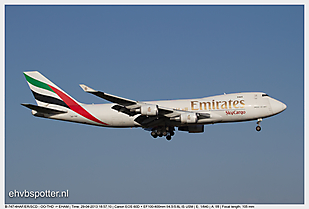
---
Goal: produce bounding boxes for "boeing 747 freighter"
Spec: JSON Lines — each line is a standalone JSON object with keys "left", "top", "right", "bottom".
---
{"left": 22, "top": 71, "right": 287, "bottom": 140}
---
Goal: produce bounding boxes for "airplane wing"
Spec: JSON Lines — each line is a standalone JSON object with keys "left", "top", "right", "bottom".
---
{"left": 79, "top": 84, "right": 136, "bottom": 106}
{"left": 80, "top": 84, "right": 178, "bottom": 114}
{"left": 79, "top": 84, "right": 212, "bottom": 127}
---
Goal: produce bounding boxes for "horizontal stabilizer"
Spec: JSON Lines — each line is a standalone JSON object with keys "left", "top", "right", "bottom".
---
{"left": 21, "top": 103, "right": 67, "bottom": 114}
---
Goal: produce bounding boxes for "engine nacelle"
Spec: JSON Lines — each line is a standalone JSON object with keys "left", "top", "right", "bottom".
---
{"left": 140, "top": 104, "right": 158, "bottom": 116}
{"left": 180, "top": 113, "right": 198, "bottom": 124}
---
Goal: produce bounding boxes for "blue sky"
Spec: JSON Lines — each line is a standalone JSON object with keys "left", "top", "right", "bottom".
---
{"left": 5, "top": 5, "right": 303, "bottom": 204}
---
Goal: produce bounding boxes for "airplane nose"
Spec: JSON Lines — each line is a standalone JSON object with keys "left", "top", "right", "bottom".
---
{"left": 269, "top": 98, "right": 287, "bottom": 114}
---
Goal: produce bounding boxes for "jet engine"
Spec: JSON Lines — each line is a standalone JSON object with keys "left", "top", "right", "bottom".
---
{"left": 181, "top": 113, "right": 198, "bottom": 123}
{"left": 134, "top": 104, "right": 158, "bottom": 116}
{"left": 171, "top": 113, "right": 198, "bottom": 124}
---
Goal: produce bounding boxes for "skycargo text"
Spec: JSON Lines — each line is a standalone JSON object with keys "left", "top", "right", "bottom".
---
{"left": 8, "top": 190, "right": 69, "bottom": 199}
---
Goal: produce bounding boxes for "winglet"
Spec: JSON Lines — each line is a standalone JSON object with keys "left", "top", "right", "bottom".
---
{"left": 79, "top": 84, "right": 97, "bottom": 93}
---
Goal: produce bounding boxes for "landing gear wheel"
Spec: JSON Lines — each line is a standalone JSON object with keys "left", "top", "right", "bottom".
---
{"left": 166, "top": 135, "right": 172, "bottom": 140}
{"left": 170, "top": 131, "right": 175, "bottom": 136}
{"left": 256, "top": 118, "right": 262, "bottom": 132}
{"left": 151, "top": 131, "right": 157, "bottom": 138}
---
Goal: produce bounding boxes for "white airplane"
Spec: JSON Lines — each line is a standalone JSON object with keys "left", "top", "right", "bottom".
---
{"left": 22, "top": 71, "right": 287, "bottom": 140}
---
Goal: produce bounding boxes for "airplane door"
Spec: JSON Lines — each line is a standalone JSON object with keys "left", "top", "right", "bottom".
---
{"left": 253, "top": 94, "right": 259, "bottom": 108}
{"left": 255, "top": 94, "right": 272, "bottom": 116}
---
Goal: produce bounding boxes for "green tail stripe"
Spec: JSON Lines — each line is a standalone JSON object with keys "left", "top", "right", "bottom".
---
{"left": 24, "top": 73, "right": 54, "bottom": 93}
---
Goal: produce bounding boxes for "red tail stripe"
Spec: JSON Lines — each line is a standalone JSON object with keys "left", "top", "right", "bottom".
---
{"left": 49, "top": 85, "right": 108, "bottom": 125}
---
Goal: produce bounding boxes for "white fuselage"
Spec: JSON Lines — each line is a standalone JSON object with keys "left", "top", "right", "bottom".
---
{"left": 40, "top": 92, "right": 286, "bottom": 128}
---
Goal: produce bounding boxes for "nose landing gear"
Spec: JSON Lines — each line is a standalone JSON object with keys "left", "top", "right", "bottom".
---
{"left": 256, "top": 118, "right": 262, "bottom": 132}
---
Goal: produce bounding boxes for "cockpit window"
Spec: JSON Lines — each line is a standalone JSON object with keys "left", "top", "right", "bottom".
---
{"left": 262, "top": 94, "right": 269, "bottom": 97}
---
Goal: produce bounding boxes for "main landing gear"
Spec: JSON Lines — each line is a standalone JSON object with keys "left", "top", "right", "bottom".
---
{"left": 256, "top": 118, "right": 262, "bottom": 132}
{"left": 151, "top": 127, "right": 175, "bottom": 141}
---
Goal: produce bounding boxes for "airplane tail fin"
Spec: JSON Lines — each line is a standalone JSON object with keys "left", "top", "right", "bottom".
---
{"left": 23, "top": 71, "right": 78, "bottom": 110}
